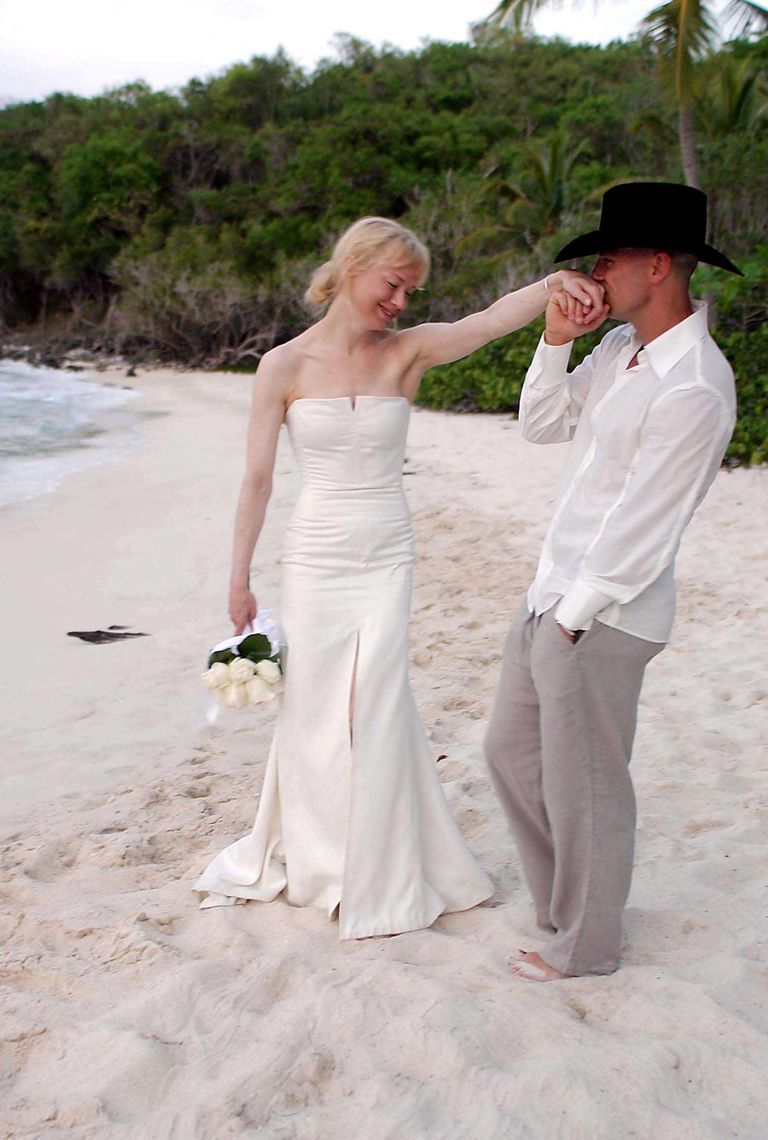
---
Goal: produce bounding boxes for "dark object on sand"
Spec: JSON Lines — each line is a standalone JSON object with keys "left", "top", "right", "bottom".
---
{"left": 67, "top": 626, "right": 148, "bottom": 644}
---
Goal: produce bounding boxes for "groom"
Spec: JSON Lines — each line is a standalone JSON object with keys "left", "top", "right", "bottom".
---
{"left": 485, "top": 182, "right": 741, "bottom": 980}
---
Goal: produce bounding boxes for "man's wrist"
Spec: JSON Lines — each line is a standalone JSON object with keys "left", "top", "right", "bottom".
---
{"left": 556, "top": 622, "right": 583, "bottom": 644}
{"left": 544, "top": 331, "right": 575, "bottom": 347}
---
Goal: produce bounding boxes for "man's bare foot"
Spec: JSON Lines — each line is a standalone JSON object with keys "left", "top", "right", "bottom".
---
{"left": 509, "top": 950, "right": 567, "bottom": 982}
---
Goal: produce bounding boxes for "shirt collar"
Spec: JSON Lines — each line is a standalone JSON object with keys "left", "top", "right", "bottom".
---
{"left": 631, "top": 301, "right": 709, "bottom": 378}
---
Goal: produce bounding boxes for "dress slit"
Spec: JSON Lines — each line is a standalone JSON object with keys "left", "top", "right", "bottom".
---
{"left": 348, "top": 629, "right": 360, "bottom": 746}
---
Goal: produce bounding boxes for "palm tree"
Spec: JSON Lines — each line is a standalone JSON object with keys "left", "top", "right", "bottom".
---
{"left": 459, "top": 134, "right": 590, "bottom": 254}
{"left": 483, "top": 0, "right": 768, "bottom": 187}
{"left": 696, "top": 50, "right": 767, "bottom": 137}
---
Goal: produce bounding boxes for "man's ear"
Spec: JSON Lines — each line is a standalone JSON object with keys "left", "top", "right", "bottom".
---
{"left": 651, "top": 250, "right": 674, "bottom": 284}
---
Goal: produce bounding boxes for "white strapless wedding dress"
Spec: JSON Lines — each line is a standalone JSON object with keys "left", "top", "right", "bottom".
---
{"left": 194, "top": 396, "right": 493, "bottom": 938}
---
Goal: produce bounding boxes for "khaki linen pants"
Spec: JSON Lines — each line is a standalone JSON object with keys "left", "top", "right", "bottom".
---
{"left": 485, "top": 603, "right": 664, "bottom": 976}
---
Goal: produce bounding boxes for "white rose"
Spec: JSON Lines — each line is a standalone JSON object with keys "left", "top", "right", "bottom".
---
{"left": 223, "top": 682, "right": 249, "bottom": 709}
{"left": 202, "top": 662, "right": 231, "bottom": 690}
{"left": 255, "top": 659, "right": 282, "bottom": 685}
{"left": 229, "top": 657, "right": 257, "bottom": 684}
{"left": 246, "top": 676, "right": 276, "bottom": 705}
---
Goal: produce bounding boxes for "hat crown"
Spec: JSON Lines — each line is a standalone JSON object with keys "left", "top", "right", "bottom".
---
{"left": 598, "top": 182, "right": 707, "bottom": 250}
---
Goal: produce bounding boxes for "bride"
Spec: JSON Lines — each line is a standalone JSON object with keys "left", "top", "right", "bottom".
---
{"left": 194, "top": 217, "right": 602, "bottom": 939}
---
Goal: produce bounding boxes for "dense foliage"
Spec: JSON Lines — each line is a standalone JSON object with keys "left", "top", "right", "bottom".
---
{"left": 0, "top": 33, "right": 765, "bottom": 460}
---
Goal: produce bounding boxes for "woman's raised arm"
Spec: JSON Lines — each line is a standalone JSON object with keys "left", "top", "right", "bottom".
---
{"left": 402, "top": 270, "right": 603, "bottom": 376}
{"left": 228, "top": 351, "right": 291, "bottom": 633}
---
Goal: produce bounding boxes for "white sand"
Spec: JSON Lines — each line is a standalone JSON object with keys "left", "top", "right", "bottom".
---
{"left": 1, "top": 368, "right": 766, "bottom": 1138}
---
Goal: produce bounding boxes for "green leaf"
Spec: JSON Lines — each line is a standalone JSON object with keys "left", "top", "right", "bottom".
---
{"left": 207, "top": 649, "right": 235, "bottom": 668}
{"left": 237, "top": 633, "right": 273, "bottom": 660}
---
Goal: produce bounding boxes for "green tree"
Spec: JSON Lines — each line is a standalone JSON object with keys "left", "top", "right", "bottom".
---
{"left": 54, "top": 132, "right": 160, "bottom": 290}
{"left": 461, "top": 133, "right": 589, "bottom": 255}
{"left": 482, "top": 0, "right": 768, "bottom": 186}
{"left": 696, "top": 49, "right": 767, "bottom": 137}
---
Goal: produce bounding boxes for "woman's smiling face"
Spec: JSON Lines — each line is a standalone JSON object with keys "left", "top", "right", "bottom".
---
{"left": 346, "top": 258, "right": 423, "bottom": 328}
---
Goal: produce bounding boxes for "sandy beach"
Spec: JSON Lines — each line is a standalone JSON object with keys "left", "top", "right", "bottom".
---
{"left": 1, "top": 366, "right": 766, "bottom": 1138}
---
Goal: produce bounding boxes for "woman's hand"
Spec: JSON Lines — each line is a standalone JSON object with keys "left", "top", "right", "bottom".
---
{"left": 550, "top": 269, "right": 605, "bottom": 315}
{"left": 229, "top": 584, "right": 257, "bottom": 635}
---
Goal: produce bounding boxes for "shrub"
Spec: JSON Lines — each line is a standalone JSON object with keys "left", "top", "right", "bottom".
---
{"left": 417, "top": 320, "right": 604, "bottom": 412}
{"left": 702, "top": 247, "right": 768, "bottom": 465}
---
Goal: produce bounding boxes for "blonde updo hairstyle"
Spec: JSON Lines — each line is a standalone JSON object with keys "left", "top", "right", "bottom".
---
{"left": 305, "top": 217, "right": 430, "bottom": 308}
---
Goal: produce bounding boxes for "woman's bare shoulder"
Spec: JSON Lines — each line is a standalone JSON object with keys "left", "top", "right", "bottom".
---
{"left": 253, "top": 340, "right": 307, "bottom": 401}
{"left": 259, "top": 340, "right": 299, "bottom": 375}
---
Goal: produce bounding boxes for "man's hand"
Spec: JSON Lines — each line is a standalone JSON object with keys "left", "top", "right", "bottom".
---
{"left": 545, "top": 290, "right": 610, "bottom": 346}
{"left": 556, "top": 623, "right": 581, "bottom": 644}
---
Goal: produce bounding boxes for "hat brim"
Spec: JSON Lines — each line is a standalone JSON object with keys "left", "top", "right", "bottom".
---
{"left": 554, "top": 231, "right": 744, "bottom": 276}
{"left": 553, "top": 231, "right": 602, "bottom": 262}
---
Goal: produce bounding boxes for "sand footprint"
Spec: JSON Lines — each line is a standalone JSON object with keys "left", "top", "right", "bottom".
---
{"left": 263, "top": 1050, "right": 336, "bottom": 1119}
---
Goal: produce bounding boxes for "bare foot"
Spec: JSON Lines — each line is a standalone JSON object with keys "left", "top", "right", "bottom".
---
{"left": 509, "top": 950, "right": 567, "bottom": 983}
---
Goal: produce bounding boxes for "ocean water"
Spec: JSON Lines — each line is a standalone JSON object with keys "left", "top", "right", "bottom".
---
{"left": 0, "top": 360, "right": 140, "bottom": 508}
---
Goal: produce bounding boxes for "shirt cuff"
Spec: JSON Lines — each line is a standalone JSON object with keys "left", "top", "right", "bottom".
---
{"left": 555, "top": 581, "right": 615, "bottom": 631}
{"left": 528, "top": 335, "right": 574, "bottom": 390}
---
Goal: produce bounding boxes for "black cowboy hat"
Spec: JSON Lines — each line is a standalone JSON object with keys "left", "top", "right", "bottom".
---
{"left": 555, "top": 182, "right": 743, "bottom": 276}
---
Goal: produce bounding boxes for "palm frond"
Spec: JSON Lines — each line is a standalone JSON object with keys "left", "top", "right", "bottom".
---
{"left": 481, "top": 0, "right": 569, "bottom": 33}
{"left": 641, "top": 0, "right": 718, "bottom": 98}
{"left": 697, "top": 53, "right": 764, "bottom": 134}
{"left": 628, "top": 110, "right": 678, "bottom": 146}
{"left": 455, "top": 224, "right": 511, "bottom": 254}
{"left": 486, "top": 178, "right": 528, "bottom": 203}
{"left": 723, "top": 0, "right": 768, "bottom": 37}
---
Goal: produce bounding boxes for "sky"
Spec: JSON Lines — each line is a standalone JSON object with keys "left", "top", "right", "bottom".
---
{"left": 1, "top": 0, "right": 656, "bottom": 105}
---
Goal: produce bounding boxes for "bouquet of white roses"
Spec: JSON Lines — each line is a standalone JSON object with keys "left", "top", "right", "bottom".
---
{"left": 201, "top": 612, "right": 284, "bottom": 710}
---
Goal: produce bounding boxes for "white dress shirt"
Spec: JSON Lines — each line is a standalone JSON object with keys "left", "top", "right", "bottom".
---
{"left": 520, "top": 303, "right": 736, "bottom": 643}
